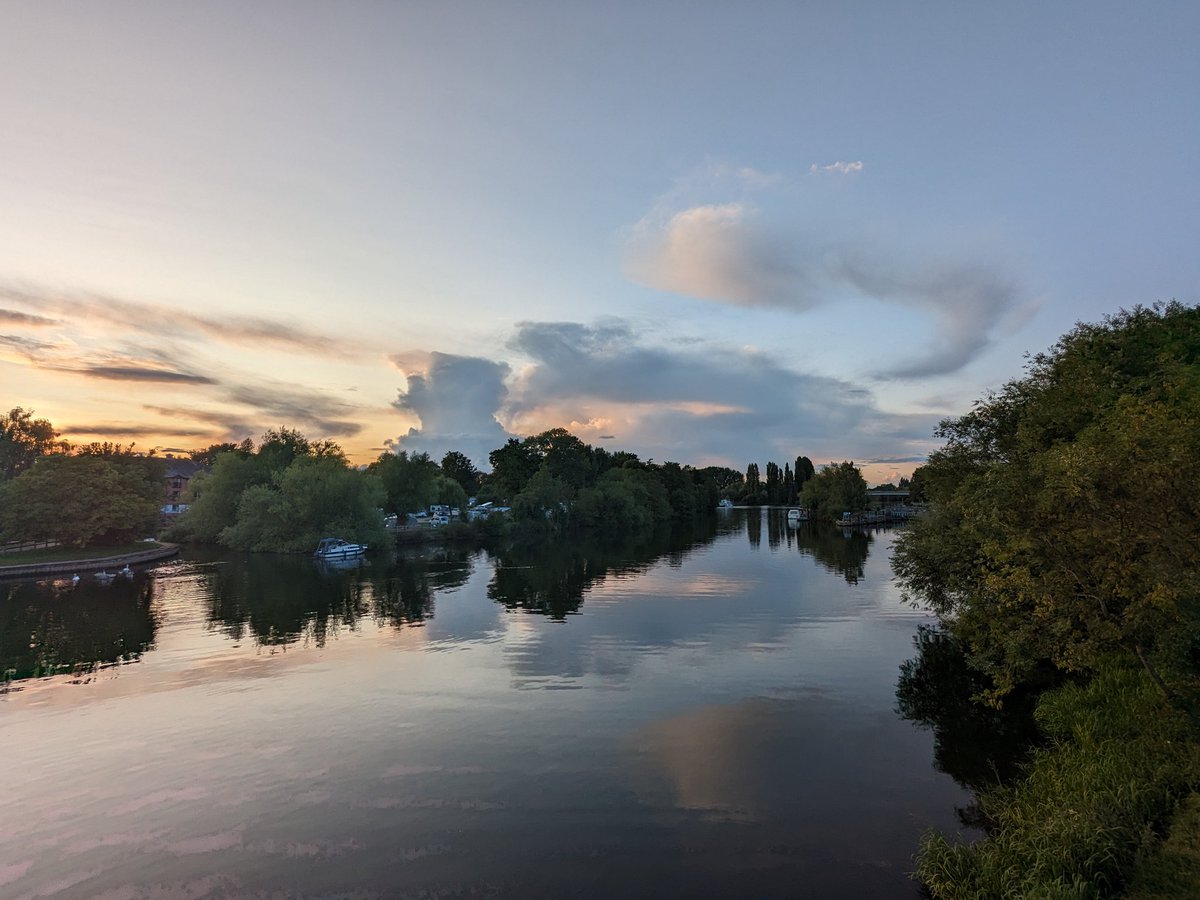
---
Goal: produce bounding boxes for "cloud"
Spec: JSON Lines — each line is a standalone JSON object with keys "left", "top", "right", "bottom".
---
{"left": 830, "top": 254, "right": 1028, "bottom": 378}
{"left": 809, "top": 160, "right": 864, "bottom": 175}
{"left": 63, "top": 423, "right": 212, "bottom": 438}
{"left": 502, "top": 320, "right": 938, "bottom": 466}
{"left": 0, "top": 308, "right": 58, "bottom": 326}
{"left": 142, "top": 405, "right": 259, "bottom": 441}
{"left": 141, "top": 379, "right": 367, "bottom": 441}
{"left": 63, "top": 365, "right": 217, "bottom": 384}
{"left": 225, "top": 384, "right": 365, "bottom": 437}
{"left": 624, "top": 203, "right": 810, "bottom": 308}
{"left": 0, "top": 333, "right": 56, "bottom": 357}
{"left": 623, "top": 183, "right": 1032, "bottom": 378}
{"left": 390, "top": 352, "right": 515, "bottom": 466}
{"left": 0, "top": 281, "right": 371, "bottom": 358}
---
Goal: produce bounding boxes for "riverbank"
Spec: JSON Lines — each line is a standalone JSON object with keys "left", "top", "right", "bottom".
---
{"left": 0, "top": 542, "right": 179, "bottom": 579}
{"left": 916, "top": 665, "right": 1200, "bottom": 898}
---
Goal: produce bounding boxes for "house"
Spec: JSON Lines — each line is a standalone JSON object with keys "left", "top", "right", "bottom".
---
{"left": 161, "top": 456, "right": 207, "bottom": 517}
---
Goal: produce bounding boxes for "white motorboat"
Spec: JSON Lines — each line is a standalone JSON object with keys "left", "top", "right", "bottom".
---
{"left": 314, "top": 538, "right": 367, "bottom": 560}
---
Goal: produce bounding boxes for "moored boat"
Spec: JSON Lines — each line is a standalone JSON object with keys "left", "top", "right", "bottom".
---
{"left": 314, "top": 537, "right": 367, "bottom": 560}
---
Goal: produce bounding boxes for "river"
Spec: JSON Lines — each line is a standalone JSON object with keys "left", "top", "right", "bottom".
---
{"left": 1, "top": 509, "right": 974, "bottom": 898}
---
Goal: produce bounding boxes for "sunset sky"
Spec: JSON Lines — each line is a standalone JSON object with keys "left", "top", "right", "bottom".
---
{"left": 2, "top": 2, "right": 1196, "bottom": 482}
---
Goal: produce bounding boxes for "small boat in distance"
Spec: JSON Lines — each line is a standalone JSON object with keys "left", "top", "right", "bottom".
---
{"left": 786, "top": 508, "right": 807, "bottom": 523}
{"left": 314, "top": 538, "right": 367, "bottom": 560}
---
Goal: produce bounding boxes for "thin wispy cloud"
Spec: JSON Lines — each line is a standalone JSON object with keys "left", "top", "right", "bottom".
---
{"left": 0, "top": 308, "right": 59, "bottom": 326}
{"left": 0, "top": 333, "right": 57, "bottom": 357}
{"left": 226, "top": 384, "right": 365, "bottom": 437}
{"left": 62, "top": 365, "right": 218, "bottom": 384}
{"left": 63, "top": 423, "right": 212, "bottom": 438}
{"left": 809, "top": 160, "right": 864, "bottom": 175}
{"left": 0, "top": 281, "right": 372, "bottom": 359}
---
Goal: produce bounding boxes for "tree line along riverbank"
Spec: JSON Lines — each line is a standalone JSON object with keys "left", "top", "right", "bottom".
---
{"left": 894, "top": 303, "right": 1200, "bottom": 898}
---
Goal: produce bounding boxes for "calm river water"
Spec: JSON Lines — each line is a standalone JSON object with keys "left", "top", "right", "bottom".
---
{"left": 1, "top": 510, "right": 973, "bottom": 898}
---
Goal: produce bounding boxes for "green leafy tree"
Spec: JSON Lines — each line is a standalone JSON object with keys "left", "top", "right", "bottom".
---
{"left": 511, "top": 466, "right": 573, "bottom": 528}
{"left": 367, "top": 451, "right": 441, "bottom": 516}
{"left": 795, "top": 455, "right": 815, "bottom": 489}
{"left": 189, "top": 441, "right": 249, "bottom": 467}
{"left": 800, "top": 461, "right": 868, "bottom": 520}
{"left": 0, "top": 408, "right": 67, "bottom": 480}
{"left": 742, "top": 462, "right": 762, "bottom": 504}
{"left": 440, "top": 450, "right": 481, "bottom": 497}
{"left": 218, "top": 455, "right": 386, "bottom": 552}
{"left": 765, "top": 461, "right": 782, "bottom": 505}
{"left": 801, "top": 465, "right": 868, "bottom": 520}
{"left": 893, "top": 303, "right": 1200, "bottom": 702}
{"left": 487, "top": 438, "right": 541, "bottom": 500}
{"left": 182, "top": 452, "right": 271, "bottom": 542}
{"left": 0, "top": 454, "right": 163, "bottom": 546}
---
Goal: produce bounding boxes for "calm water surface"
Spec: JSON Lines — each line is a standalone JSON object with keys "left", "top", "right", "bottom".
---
{"left": 1, "top": 511, "right": 973, "bottom": 898}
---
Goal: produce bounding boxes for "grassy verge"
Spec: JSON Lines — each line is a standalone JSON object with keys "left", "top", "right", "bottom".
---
{"left": 0, "top": 542, "right": 165, "bottom": 566}
{"left": 1127, "top": 793, "right": 1200, "bottom": 899}
{"left": 916, "top": 665, "right": 1200, "bottom": 899}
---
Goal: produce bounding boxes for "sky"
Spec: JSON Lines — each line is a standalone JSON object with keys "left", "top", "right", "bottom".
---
{"left": 2, "top": 1, "right": 1197, "bottom": 483}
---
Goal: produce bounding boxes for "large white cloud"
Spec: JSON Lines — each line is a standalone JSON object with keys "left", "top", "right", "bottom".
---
{"left": 390, "top": 352, "right": 515, "bottom": 467}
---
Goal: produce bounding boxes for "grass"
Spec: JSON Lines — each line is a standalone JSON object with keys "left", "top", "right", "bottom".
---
{"left": 0, "top": 541, "right": 165, "bottom": 567}
{"left": 1127, "top": 793, "right": 1200, "bottom": 899}
{"left": 916, "top": 665, "right": 1200, "bottom": 899}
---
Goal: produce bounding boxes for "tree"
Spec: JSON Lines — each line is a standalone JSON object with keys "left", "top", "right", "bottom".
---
{"left": 511, "top": 466, "right": 573, "bottom": 528}
{"left": 367, "top": 451, "right": 441, "bottom": 516}
{"left": 217, "top": 455, "right": 386, "bottom": 552}
{"left": 440, "top": 450, "right": 481, "bottom": 497}
{"left": 487, "top": 438, "right": 541, "bottom": 501}
{"left": 799, "top": 461, "right": 868, "bottom": 520}
{"left": 765, "top": 461, "right": 782, "bottom": 505}
{"left": 795, "top": 455, "right": 815, "bottom": 489}
{"left": 181, "top": 452, "right": 266, "bottom": 542}
{"left": 189, "top": 442, "right": 248, "bottom": 467}
{"left": 0, "top": 453, "right": 163, "bottom": 546}
{"left": 0, "top": 408, "right": 66, "bottom": 480}
{"left": 743, "top": 462, "right": 762, "bottom": 504}
{"left": 893, "top": 303, "right": 1200, "bottom": 703}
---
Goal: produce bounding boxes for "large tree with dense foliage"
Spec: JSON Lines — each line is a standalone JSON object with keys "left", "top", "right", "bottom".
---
{"left": 0, "top": 452, "right": 164, "bottom": 546}
{"left": 217, "top": 455, "right": 387, "bottom": 552}
{"left": 440, "top": 450, "right": 481, "bottom": 497}
{"left": 893, "top": 303, "right": 1200, "bottom": 702}
{"left": 799, "top": 461, "right": 868, "bottom": 520}
{"left": 0, "top": 407, "right": 67, "bottom": 481}
{"left": 178, "top": 430, "right": 385, "bottom": 551}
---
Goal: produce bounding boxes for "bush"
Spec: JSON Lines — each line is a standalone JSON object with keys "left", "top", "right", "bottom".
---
{"left": 917, "top": 666, "right": 1200, "bottom": 899}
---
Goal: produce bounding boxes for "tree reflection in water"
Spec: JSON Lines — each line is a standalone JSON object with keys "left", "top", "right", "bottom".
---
{"left": 0, "top": 575, "right": 157, "bottom": 685}
{"left": 198, "top": 546, "right": 475, "bottom": 647}
{"left": 792, "top": 521, "right": 872, "bottom": 584}
{"left": 895, "top": 624, "right": 1043, "bottom": 830}
{"left": 487, "top": 521, "right": 720, "bottom": 620}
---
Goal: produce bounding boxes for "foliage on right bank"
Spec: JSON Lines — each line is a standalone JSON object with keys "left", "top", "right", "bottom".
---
{"left": 893, "top": 303, "right": 1200, "bottom": 897}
